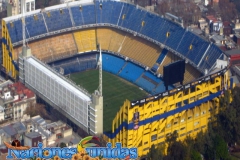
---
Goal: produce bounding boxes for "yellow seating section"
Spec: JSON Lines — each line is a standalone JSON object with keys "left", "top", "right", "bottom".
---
{"left": 157, "top": 52, "right": 201, "bottom": 84}
{"left": 183, "top": 64, "right": 202, "bottom": 84}
{"left": 12, "top": 27, "right": 201, "bottom": 83}
{"left": 97, "top": 28, "right": 113, "bottom": 50}
{"left": 108, "top": 29, "right": 126, "bottom": 53}
{"left": 13, "top": 33, "right": 77, "bottom": 62}
{"left": 157, "top": 52, "right": 173, "bottom": 74}
{"left": 97, "top": 27, "right": 161, "bottom": 68}
{"left": 73, "top": 29, "right": 97, "bottom": 52}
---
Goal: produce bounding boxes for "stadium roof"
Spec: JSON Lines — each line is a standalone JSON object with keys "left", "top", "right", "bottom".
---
{"left": 26, "top": 57, "right": 91, "bottom": 101}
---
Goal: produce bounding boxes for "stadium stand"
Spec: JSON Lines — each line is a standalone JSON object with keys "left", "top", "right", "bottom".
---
{"left": 6, "top": 13, "right": 48, "bottom": 44}
{"left": 183, "top": 63, "right": 202, "bottom": 84}
{"left": 13, "top": 33, "right": 78, "bottom": 62}
{"left": 136, "top": 77, "right": 156, "bottom": 93}
{"left": 151, "top": 63, "right": 159, "bottom": 72}
{"left": 97, "top": 28, "right": 112, "bottom": 50}
{"left": 135, "top": 71, "right": 168, "bottom": 94}
{"left": 144, "top": 71, "right": 162, "bottom": 83}
{"left": 107, "top": 28, "right": 126, "bottom": 53}
{"left": 102, "top": 53, "right": 126, "bottom": 75}
{"left": 199, "top": 44, "right": 223, "bottom": 71}
{"left": 43, "top": 8, "right": 72, "bottom": 32}
{"left": 49, "top": 54, "right": 97, "bottom": 75}
{"left": 120, "top": 34, "right": 161, "bottom": 67}
{"left": 96, "top": 1, "right": 120, "bottom": 24}
{"left": 157, "top": 52, "right": 173, "bottom": 74}
{"left": 103, "top": 55, "right": 167, "bottom": 94}
{"left": 4, "top": 0, "right": 224, "bottom": 74}
{"left": 176, "top": 31, "right": 209, "bottom": 65}
{"left": 96, "top": 27, "right": 161, "bottom": 68}
{"left": 156, "top": 48, "right": 168, "bottom": 64}
{"left": 164, "top": 23, "right": 185, "bottom": 50}
{"left": 118, "top": 62, "right": 145, "bottom": 83}
{"left": 73, "top": 29, "right": 97, "bottom": 52}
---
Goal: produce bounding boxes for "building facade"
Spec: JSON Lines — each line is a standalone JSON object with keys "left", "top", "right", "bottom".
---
{"left": 106, "top": 68, "right": 234, "bottom": 157}
{"left": 7, "top": 0, "right": 35, "bottom": 16}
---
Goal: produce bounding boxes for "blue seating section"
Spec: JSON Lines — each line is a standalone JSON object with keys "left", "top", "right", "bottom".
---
{"left": 151, "top": 64, "right": 159, "bottom": 72}
{"left": 43, "top": 8, "right": 72, "bottom": 32}
{"left": 49, "top": 55, "right": 97, "bottom": 75}
{"left": 118, "top": 4, "right": 147, "bottom": 32}
{"left": 140, "top": 14, "right": 164, "bottom": 41}
{"left": 5, "top": 0, "right": 223, "bottom": 71}
{"left": 71, "top": 6, "right": 85, "bottom": 26}
{"left": 96, "top": 1, "right": 112, "bottom": 24}
{"left": 6, "top": 19, "right": 23, "bottom": 43}
{"left": 81, "top": 5, "right": 96, "bottom": 25}
{"left": 144, "top": 71, "right": 162, "bottom": 83}
{"left": 199, "top": 45, "right": 223, "bottom": 71}
{"left": 154, "top": 84, "right": 174, "bottom": 94}
{"left": 25, "top": 14, "right": 48, "bottom": 38}
{"left": 165, "top": 24, "right": 185, "bottom": 50}
{"left": 156, "top": 48, "right": 168, "bottom": 64}
{"left": 102, "top": 53, "right": 125, "bottom": 75}
{"left": 153, "top": 84, "right": 166, "bottom": 94}
{"left": 118, "top": 62, "right": 144, "bottom": 83}
{"left": 136, "top": 77, "right": 156, "bottom": 93}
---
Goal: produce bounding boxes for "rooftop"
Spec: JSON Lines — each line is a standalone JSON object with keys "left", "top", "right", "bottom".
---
{"left": 225, "top": 49, "right": 240, "bottom": 56}
{"left": 2, "top": 124, "right": 17, "bottom": 136}
{"left": 25, "top": 132, "right": 41, "bottom": 139}
{"left": 0, "top": 81, "right": 35, "bottom": 103}
{"left": 26, "top": 57, "right": 91, "bottom": 101}
{"left": 206, "top": 15, "right": 218, "bottom": 23}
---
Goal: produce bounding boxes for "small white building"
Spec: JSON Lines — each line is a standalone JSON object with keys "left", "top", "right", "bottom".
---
{"left": 7, "top": 0, "right": 35, "bottom": 16}
{"left": 0, "top": 106, "right": 4, "bottom": 121}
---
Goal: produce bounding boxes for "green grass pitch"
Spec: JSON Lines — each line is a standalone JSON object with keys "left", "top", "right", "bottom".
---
{"left": 69, "top": 69, "right": 148, "bottom": 132}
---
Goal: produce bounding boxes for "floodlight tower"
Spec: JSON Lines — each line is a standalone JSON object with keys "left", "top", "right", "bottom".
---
{"left": 98, "top": 45, "right": 102, "bottom": 96}
{"left": 89, "top": 44, "right": 103, "bottom": 135}
{"left": 22, "top": 0, "right": 26, "bottom": 49}
{"left": 19, "top": 0, "right": 27, "bottom": 83}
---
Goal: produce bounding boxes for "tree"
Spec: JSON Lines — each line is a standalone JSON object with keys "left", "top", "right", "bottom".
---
{"left": 213, "top": 135, "right": 229, "bottom": 160}
{"left": 165, "top": 141, "right": 187, "bottom": 160}
{"left": 146, "top": 144, "right": 163, "bottom": 160}
{"left": 165, "top": 130, "right": 178, "bottom": 147}
{"left": 24, "top": 103, "right": 51, "bottom": 120}
{"left": 191, "top": 149, "right": 202, "bottom": 160}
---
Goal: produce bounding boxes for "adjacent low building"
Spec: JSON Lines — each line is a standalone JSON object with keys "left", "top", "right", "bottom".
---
{"left": 0, "top": 81, "right": 36, "bottom": 121}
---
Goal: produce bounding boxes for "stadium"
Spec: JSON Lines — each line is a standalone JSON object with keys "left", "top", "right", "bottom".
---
{"left": 1, "top": 0, "right": 235, "bottom": 157}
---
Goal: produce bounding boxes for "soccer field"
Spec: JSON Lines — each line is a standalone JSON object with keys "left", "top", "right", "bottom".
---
{"left": 69, "top": 69, "right": 148, "bottom": 132}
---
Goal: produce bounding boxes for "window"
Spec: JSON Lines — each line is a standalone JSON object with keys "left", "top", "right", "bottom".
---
{"left": 26, "top": 2, "right": 30, "bottom": 12}
{"left": 31, "top": 1, "right": 35, "bottom": 11}
{"left": 56, "top": 133, "right": 62, "bottom": 139}
{"left": 194, "top": 121, "right": 199, "bottom": 126}
{"left": 180, "top": 127, "right": 185, "bottom": 130}
{"left": 151, "top": 134, "right": 157, "bottom": 142}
